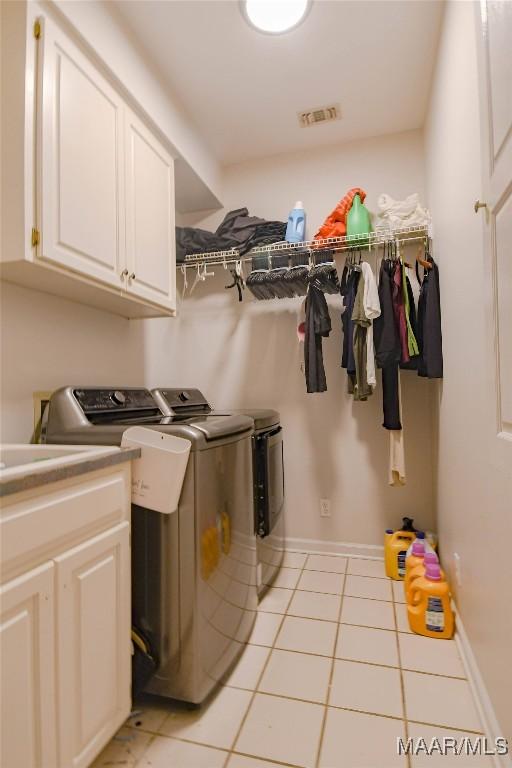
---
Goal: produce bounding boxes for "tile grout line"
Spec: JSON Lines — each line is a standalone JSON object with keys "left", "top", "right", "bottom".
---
{"left": 131, "top": 730, "right": 157, "bottom": 768}
{"left": 391, "top": 576, "right": 412, "bottom": 768}
{"left": 229, "top": 645, "right": 467, "bottom": 680}
{"left": 128, "top": 697, "right": 487, "bottom": 746}
{"left": 221, "top": 551, "right": 311, "bottom": 768}
{"left": 126, "top": 553, "right": 476, "bottom": 768}
{"left": 313, "top": 555, "right": 349, "bottom": 768}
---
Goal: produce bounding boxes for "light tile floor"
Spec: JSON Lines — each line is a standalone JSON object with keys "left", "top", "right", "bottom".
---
{"left": 93, "top": 553, "right": 491, "bottom": 768}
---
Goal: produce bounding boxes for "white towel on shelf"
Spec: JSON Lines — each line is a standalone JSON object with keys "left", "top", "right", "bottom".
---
{"left": 375, "top": 192, "right": 430, "bottom": 231}
{"left": 361, "top": 262, "right": 381, "bottom": 388}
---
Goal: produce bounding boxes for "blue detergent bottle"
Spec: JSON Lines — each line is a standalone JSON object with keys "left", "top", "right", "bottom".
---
{"left": 285, "top": 201, "right": 306, "bottom": 243}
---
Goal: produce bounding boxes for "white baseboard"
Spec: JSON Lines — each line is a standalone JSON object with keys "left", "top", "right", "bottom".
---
{"left": 454, "top": 613, "right": 511, "bottom": 768}
{"left": 284, "top": 536, "right": 384, "bottom": 560}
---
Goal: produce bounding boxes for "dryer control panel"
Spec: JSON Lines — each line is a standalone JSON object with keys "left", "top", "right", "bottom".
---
{"left": 152, "top": 388, "right": 212, "bottom": 416}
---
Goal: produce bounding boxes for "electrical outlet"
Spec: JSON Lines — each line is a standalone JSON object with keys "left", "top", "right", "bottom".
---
{"left": 320, "top": 498, "right": 331, "bottom": 518}
{"left": 453, "top": 552, "right": 462, "bottom": 588}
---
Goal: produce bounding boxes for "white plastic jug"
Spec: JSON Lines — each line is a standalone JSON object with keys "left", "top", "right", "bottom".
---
{"left": 121, "top": 426, "right": 191, "bottom": 514}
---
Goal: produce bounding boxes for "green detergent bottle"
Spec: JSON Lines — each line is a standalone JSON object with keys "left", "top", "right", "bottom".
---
{"left": 346, "top": 193, "right": 372, "bottom": 244}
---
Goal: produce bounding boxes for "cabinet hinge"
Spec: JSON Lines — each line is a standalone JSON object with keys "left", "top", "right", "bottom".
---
{"left": 34, "top": 20, "right": 41, "bottom": 40}
{"left": 31, "top": 227, "right": 40, "bottom": 247}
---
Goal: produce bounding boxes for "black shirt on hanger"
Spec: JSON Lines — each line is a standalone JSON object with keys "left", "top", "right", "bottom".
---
{"left": 417, "top": 258, "right": 443, "bottom": 378}
{"left": 305, "top": 285, "right": 331, "bottom": 393}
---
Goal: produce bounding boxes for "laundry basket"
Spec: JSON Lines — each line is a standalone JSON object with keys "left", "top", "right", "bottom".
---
{"left": 121, "top": 426, "right": 191, "bottom": 514}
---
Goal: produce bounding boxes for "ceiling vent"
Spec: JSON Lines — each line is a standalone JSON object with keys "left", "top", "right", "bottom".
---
{"left": 298, "top": 104, "right": 341, "bottom": 128}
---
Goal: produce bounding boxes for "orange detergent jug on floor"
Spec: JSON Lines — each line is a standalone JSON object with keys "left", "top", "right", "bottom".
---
{"left": 405, "top": 552, "right": 445, "bottom": 603}
{"left": 384, "top": 518, "right": 417, "bottom": 580}
{"left": 408, "top": 563, "right": 454, "bottom": 638}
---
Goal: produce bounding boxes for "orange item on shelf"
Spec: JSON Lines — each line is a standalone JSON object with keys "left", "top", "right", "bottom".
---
{"left": 314, "top": 187, "right": 367, "bottom": 240}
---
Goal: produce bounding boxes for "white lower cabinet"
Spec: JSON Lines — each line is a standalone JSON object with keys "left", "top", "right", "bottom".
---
{"left": 0, "top": 465, "right": 132, "bottom": 768}
{"left": 0, "top": 563, "right": 57, "bottom": 768}
{"left": 56, "top": 523, "right": 131, "bottom": 768}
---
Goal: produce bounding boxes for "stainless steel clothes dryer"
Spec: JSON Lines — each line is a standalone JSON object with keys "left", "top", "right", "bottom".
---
{"left": 152, "top": 389, "right": 285, "bottom": 594}
{"left": 44, "top": 386, "right": 257, "bottom": 704}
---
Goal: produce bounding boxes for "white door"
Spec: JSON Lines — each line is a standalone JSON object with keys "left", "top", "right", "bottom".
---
{"left": 0, "top": 562, "right": 57, "bottom": 768}
{"left": 475, "top": 1, "right": 512, "bottom": 457}
{"left": 55, "top": 523, "right": 131, "bottom": 768}
{"left": 38, "top": 16, "right": 126, "bottom": 288}
{"left": 125, "top": 107, "right": 176, "bottom": 309}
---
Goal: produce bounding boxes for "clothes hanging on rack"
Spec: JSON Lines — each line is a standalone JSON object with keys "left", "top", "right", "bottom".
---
{"left": 389, "top": 374, "right": 406, "bottom": 486}
{"left": 361, "top": 262, "right": 381, "bottom": 388}
{"left": 340, "top": 267, "right": 360, "bottom": 375}
{"left": 350, "top": 274, "right": 373, "bottom": 401}
{"left": 400, "top": 271, "right": 419, "bottom": 371}
{"left": 374, "top": 259, "right": 402, "bottom": 430}
{"left": 374, "top": 260, "right": 401, "bottom": 370}
{"left": 392, "top": 261, "right": 410, "bottom": 365}
{"left": 383, "top": 263, "right": 407, "bottom": 484}
{"left": 403, "top": 263, "right": 419, "bottom": 359}
{"left": 304, "top": 285, "right": 331, "bottom": 393}
{"left": 417, "top": 257, "right": 443, "bottom": 378}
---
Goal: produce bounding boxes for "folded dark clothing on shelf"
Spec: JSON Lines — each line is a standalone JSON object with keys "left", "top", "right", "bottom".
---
{"left": 176, "top": 207, "right": 286, "bottom": 262}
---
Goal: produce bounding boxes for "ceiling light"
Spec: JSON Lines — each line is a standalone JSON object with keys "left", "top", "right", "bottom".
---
{"left": 242, "top": 0, "right": 311, "bottom": 34}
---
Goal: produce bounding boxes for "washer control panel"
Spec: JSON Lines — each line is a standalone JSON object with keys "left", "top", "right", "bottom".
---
{"left": 73, "top": 388, "right": 157, "bottom": 413}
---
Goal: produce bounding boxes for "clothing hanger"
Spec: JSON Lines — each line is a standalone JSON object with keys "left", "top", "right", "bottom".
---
{"left": 395, "top": 239, "right": 413, "bottom": 269}
{"left": 180, "top": 264, "right": 188, "bottom": 295}
{"left": 309, "top": 252, "right": 340, "bottom": 294}
{"left": 189, "top": 264, "right": 203, "bottom": 294}
{"left": 224, "top": 259, "right": 245, "bottom": 302}
{"left": 189, "top": 261, "right": 214, "bottom": 295}
{"left": 416, "top": 239, "right": 433, "bottom": 271}
{"left": 246, "top": 255, "right": 272, "bottom": 300}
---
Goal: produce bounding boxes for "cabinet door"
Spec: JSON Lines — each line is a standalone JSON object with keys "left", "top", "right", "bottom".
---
{"left": 38, "top": 16, "right": 126, "bottom": 288}
{"left": 125, "top": 108, "right": 176, "bottom": 309}
{"left": 55, "top": 523, "right": 130, "bottom": 768}
{"left": 0, "top": 562, "right": 57, "bottom": 768}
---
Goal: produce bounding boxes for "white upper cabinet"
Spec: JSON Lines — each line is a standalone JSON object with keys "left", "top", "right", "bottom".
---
{"left": 39, "top": 18, "right": 126, "bottom": 290}
{"left": 125, "top": 108, "right": 175, "bottom": 310}
{"left": 0, "top": 5, "right": 177, "bottom": 318}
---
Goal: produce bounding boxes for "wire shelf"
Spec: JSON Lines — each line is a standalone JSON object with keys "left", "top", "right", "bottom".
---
{"left": 179, "top": 224, "right": 430, "bottom": 269}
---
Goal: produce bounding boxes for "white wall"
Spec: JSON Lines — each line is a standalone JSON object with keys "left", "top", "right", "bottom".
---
{"left": 0, "top": 282, "right": 145, "bottom": 441}
{"left": 424, "top": 0, "right": 512, "bottom": 739}
{"left": 145, "top": 129, "right": 437, "bottom": 547}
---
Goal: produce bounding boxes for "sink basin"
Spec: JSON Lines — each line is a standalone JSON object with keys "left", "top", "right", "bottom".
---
{"left": 0, "top": 444, "right": 120, "bottom": 481}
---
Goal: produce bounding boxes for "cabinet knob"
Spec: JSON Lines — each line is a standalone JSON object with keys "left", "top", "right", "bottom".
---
{"left": 120, "top": 269, "right": 129, "bottom": 280}
{"left": 129, "top": 272, "right": 136, "bottom": 280}
{"left": 474, "top": 200, "right": 487, "bottom": 213}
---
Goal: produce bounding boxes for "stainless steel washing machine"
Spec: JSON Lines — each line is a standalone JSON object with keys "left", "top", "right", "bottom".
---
{"left": 152, "top": 389, "right": 285, "bottom": 594}
{"left": 44, "top": 386, "right": 257, "bottom": 704}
